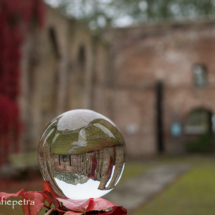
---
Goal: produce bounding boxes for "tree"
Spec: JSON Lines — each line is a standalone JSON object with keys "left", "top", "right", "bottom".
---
{"left": 45, "top": 0, "right": 215, "bottom": 29}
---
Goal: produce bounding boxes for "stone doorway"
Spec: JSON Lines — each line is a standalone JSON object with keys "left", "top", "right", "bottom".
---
{"left": 184, "top": 108, "right": 214, "bottom": 153}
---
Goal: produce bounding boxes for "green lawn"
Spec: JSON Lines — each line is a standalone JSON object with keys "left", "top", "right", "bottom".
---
{"left": 133, "top": 156, "right": 215, "bottom": 215}
{"left": 119, "top": 161, "right": 149, "bottom": 184}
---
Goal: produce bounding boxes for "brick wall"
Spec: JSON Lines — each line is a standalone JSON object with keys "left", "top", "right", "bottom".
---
{"left": 109, "top": 21, "right": 215, "bottom": 157}
{"left": 19, "top": 6, "right": 215, "bottom": 158}
{"left": 19, "top": 6, "right": 110, "bottom": 152}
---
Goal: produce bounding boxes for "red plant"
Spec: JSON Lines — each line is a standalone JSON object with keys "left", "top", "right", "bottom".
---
{"left": 0, "top": 181, "right": 127, "bottom": 215}
{"left": 0, "top": 0, "right": 45, "bottom": 165}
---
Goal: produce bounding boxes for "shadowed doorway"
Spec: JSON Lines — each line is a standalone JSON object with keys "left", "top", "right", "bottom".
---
{"left": 184, "top": 108, "right": 214, "bottom": 153}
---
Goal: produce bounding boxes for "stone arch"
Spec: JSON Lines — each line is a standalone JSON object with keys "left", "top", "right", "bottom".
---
{"left": 72, "top": 43, "right": 88, "bottom": 109}
{"left": 183, "top": 106, "right": 214, "bottom": 153}
{"left": 48, "top": 26, "right": 60, "bottom": 112}
{"left": 68, "top": 28, "right": 94, "bottom": 110}
{"left": 76, "top": 44, "right": 86, "bottom": 84}
{"left": 40, "top": 26, "right": 61, "bottom": 129}
{"left": 184, "top": 107, "right": 212, "bottom": 133}
{"left": 182, "top": 104, "right": 213, "bottom": 121}
{"left": 48, "top": 27, "right": 60, "bottom": 60}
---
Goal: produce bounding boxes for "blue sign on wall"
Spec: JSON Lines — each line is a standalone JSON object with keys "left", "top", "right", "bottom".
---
{"left": 171, "top": 123, "right": 181, "bottom": 136}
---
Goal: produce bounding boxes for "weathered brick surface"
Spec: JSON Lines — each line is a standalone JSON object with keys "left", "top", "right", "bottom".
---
{"left": 111, "top": 88, "right": 157, "bottom": 157}
{"left": 19, "top": 6, "right": 109, "bottom": 152}
{"left": 19, "top": 6, "right": 215, "bottom": 157}
{"left": 109, "top": 21, "right": 215, "bottom": 156}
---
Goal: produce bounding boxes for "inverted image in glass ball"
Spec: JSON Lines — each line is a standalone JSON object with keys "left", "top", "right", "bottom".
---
{"left": 37, "top": 109, "right": 126, "bottom": 200}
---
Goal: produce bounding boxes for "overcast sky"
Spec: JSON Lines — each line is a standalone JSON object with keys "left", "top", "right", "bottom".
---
{"left": 44, "top": 0, "right": 136, "bottom": 27}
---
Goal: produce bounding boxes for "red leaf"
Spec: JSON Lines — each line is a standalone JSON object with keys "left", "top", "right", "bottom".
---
{"left": 21, "top": 191, "right": 45, "bottom": 215}
{"left": 43, "top": 181, "right": 61, "bottom": 205}
{"left": 64, "top": 211, "right": 83, "bottom": 215}
{"left": 65, "top": 206, "right": 127, "bottom": 215}
{"left": 0, "top": 189, "right": 25, "bottom": 201}
{"left": 57, "top": 198, "right": 91, "bottom": 213}
{"left": 103, "top": 206, "right": 127, "bottom": 215}
{"left": 87, "top": 198, "right": 116, "bottom": 212}
{"left": 44, "top": 190, "right": 60, "bottom": 209}
{"left": 57, "top": 197, "right": 118, "bottom": 213}
{"left": 42, "top": 182, "right": 126, "bottom": 214}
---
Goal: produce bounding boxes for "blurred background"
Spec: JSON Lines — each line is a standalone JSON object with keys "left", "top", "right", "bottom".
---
{"left": 1, "top": 0, "right": 215, "bottom": 214}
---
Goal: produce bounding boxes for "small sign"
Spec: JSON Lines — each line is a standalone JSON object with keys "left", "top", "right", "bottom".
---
{"left": 171, "top": 123, "right": 181, "bottom": 136}
{"left": 126, "top": 124, "right": 138, "bottom": 134}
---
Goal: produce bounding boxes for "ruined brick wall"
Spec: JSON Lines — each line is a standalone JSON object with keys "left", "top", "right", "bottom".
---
{"left": 92, "top": 37, "right": 113, "bottom": 118}
{"left": 18, "top": 5, "right": 215, "bottom": 158}
{"left": 19, "top": 6, "right": 110, "bottom": 152}
{"left": 109, "top": 21, "right": 215, "bottom": 157}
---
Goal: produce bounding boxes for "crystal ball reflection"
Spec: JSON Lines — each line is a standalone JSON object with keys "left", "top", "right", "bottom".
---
{"left": 37, "top": 109, "right": 126, "bottom": 200}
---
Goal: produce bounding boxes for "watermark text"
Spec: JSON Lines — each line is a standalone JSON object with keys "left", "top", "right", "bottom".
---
{"left": 0, "top": 196, "right": 35, "bottom": 209}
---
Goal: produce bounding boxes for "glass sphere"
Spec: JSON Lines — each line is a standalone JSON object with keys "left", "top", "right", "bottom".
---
{"left": 37, "top": 109, "right": 126, "bottom": 200}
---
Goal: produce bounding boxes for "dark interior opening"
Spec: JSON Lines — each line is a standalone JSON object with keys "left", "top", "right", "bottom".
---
{"left": 156, "top": 80, "right": 164, "bottom": 153}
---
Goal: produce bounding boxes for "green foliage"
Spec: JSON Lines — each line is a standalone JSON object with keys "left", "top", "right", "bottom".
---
{"left": 46, "top": 0, "right": 215, "bottom": 29}
{"left": 186, "top": 134, "right": 214, "bottom": 153}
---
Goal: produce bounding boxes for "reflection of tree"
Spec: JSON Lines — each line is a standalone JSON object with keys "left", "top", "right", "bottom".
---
{"left": 52, "top": 145, "right": 126, "bottom": 190}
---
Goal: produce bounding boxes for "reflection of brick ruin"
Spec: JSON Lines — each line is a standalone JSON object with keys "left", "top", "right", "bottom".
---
{"left": 52, "top": 145, "right": 126, "bottom": 190}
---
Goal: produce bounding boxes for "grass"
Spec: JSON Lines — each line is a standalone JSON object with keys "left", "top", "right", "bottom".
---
{"left": 133, "top": 156, "right": 215, "bottom": 215}
{"left": 119, "top": 161, "right": 150, "bottom": 184}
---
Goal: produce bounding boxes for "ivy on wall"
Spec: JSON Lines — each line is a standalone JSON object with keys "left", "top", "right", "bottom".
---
{"left": 0, "top": 0, "right": 45, "bottom": 165}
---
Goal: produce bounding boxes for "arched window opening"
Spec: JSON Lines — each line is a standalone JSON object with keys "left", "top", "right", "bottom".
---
{"left": 40, "top": 26, "right": 60, "bottom": 119}
{"left": 78, "top": 45, "right": 86, "bottom": 66}
{"left": 77, "top": 45, "right": 86, "bottom": 84}
{"left": 185, "top": 109, "right": 212, "bottom": 135}
{"left": 48, "top": 27, "right": 60, "bottom": 98}
{"left": 184, "top": 108, "right": 214, "bottom": 153}
{"left": 193, "top": 65, "right": 207, "bottom": 87}
{"left": 72, "top": 44, "right": 87, "bottom": 109}
{"left": 48, "top": 27, "right": 60, "bottom": 60}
